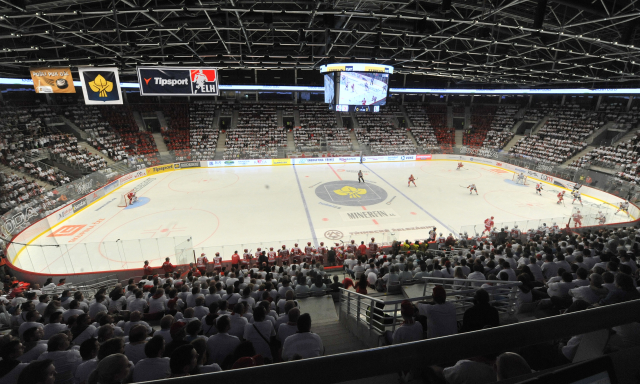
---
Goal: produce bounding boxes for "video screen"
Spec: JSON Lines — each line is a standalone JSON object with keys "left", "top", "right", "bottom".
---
{"left": 338, "top": 72, "right": 388, "bottom": 106}
{"left": 324, "top": 73, "right": 335, "bottom": 104}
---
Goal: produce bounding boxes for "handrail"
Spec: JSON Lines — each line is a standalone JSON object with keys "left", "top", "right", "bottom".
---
{"left": 143, "top": 300, "right": 640, "bottom": 384}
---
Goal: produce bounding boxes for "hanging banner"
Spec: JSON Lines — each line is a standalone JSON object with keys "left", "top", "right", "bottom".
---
{"left": 29, "top": 67, "right": 75, "bottom": 93}
{"left": 78, "top": 67, "right": 123, "bottom": 105}
{"left": 137, "top": 67, "right": 219, "bottom": 96}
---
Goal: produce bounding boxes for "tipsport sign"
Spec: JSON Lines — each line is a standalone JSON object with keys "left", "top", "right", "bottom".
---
{"left": 137, "top": 67, "right": 219, "bottom": 96}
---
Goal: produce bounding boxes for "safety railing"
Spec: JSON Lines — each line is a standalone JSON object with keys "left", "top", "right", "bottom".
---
{"left": 339, "top": 277, "right": 521, "bottom": 335}
{"left": 145, "top": 300, "right": 640, "bottom": 384}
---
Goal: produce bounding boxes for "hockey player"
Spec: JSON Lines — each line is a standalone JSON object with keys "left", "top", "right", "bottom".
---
{"left": 369, "top": 237, "right": 378, "bottom": 254}
{"left": 278, "top": 245, "right": 290, "bottom": 263}
{"left": 516, "top": 173, "right": 526, "bottom": 184}
{"left": 484, "top": 216, "right": 495, "bottom": 234}
{"left": 267, "top": 247, "right": 277, "bottom": 265}
{"left": 347, "top": 240, "right": 357, "bottom": 254}
{"left": 429, "top": 227, "right": 437, "bottom": 242}
{"left": 127, "top": 191, "right": 138, "bottom": 205}
{"left": 510, "top": 225, "right": 521, "bottom": 239}
{"left": 538, "top": 223, "right": 548, "bottom": 236}
{"left": 196, "top": 253, "right": 208, "bottom": 275}
{"left": 304, "top": 242, "right": 316, "bottom": 262}
{"left": 572, "top": 190, "right": 583, "bottom": 206}
{"left": 291, "top": 243, "right": 303, "bottom": 256}
{"left": 615, "top": 200, "right": 630, "bottom": 216}
{"left": 408, "top": 174, "right": 416, "bottom": 187}
{"left": 358, "top": 170, "right": 365, "bottom": 183}
{"left": 318, "top": 242, "right": 327, "bottom": 257}
{"left": 362, "top": 98, "right": 366, "bottom": 105}
{"left": 572, "top": 210, "right": 583, "bottom": 227}
{"left": 213, "top": 253, "right": 223, "bottom": 271}
{"left": 597, "top": 211, "right": 606, "bottom": 225}
{"left": 557, "top": 191, "right": 566, "bottom": 205}
{"left": 351, "top": 83, "right": 355, "bottom": 92}
{"left": 335, "top": 243, "right": 345, "bottom": 265}
{"left": 436, "top": 233, "right": 446, "bottom": 249}
{"left": 526, "top": 228, "right": 536, "bottom": 241}
{"left": 468, "top": 183, "right": 478, "bottom": 195}
{"left": 254, "top": 248, "right": 262, "bottom": 260}
{"left": 551, "top": 222, "right": 560, "bottom": 234}
{"left": 535, "top": 183, "right": 543, "bottom": 196}
{"left": 457, "top": 162, "right": 464, "bottom": 170}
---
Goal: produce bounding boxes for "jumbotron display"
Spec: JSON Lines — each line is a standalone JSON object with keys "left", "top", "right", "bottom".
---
{"left": 320, "top": 63, "right": 393, "bottom": 112}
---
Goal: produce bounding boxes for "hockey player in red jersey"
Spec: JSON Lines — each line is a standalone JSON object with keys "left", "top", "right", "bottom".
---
{"left": 267, "top": 247, "right": 277, "bottom": 265}
{"left": 457, "top": 162, "right": 463, "bottom": 170}
{"left": 196, "top": 253, "right": 208, "bottom": 275}
{"left": 278, "top": 245, "right": 290, "bottom": 264}
{"left": 484, "top": 216, "right": 494, "bottom": 234}
{"left": 126, "top": 191, "right": 138, "bottom": 205}
{"left": 535, "top": 183, "right": 543, "bottom": 196}
{"left": 347, "top": 240, "right": 357, "bottom": 254}
{"left": 408, "top": 174, "right": 416, "bottom": 187}
{"left": 557, "top": 191, "right": 565, "bottom": 205}
{"left": 572, "top": 210, "right": 583, "bottom": 227}
{"left": 291, "top": 243, "right": 302, "bottom": 263}
{"left": 254, "top": 248, "right": 262, "bottom": 260}
{"left": 213, "top": 252, "right": 223, "bottom": 271}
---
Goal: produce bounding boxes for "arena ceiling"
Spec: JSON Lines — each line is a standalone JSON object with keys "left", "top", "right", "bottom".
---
{"left": 1, "top": 0, "right": 640, "bottom": 87}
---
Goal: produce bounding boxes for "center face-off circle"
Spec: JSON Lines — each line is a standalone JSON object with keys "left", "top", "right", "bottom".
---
{"left": 315, "top": 180, "right": 388, "bottom": 206}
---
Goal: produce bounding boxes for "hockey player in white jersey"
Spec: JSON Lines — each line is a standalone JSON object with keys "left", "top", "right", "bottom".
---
{"left": 597, "top": 211, "right": 607, "bottom": 225}
{"left": 436, "top": 233, "right": 446, "bottom": 249}
{"left": 468, "top": 183, "right": 478, "bottom": 195}
{"left": 551, "top": 222, "right": 560, "bottom": 233}
{"left": 510, "top": 225, "right": 521, "bottom": 239}
{"left": 615, "top": 201, "right": 630, "bottom": 216}
{"left": 516, "top": 173, "right": 526, "bottom": 184}
{"left": 572, "top": 191, "right": 583, "bottom": 206}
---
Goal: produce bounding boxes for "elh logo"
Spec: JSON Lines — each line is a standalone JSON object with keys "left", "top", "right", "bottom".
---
{"left": 190, "top": 69, "right": 217, "bottom": 94}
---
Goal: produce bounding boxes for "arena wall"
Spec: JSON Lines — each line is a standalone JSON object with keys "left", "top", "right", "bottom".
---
{"left": 4, "top": 156, "right": 638, "bottom": 285}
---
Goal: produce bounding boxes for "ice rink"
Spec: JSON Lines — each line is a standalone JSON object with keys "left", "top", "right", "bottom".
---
{"left": 12, "top": 160, "right": 631, "bottom": 274}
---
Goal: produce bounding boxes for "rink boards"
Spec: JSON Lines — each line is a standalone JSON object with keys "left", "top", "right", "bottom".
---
{"left": 5, "top": 154, "right": 638, "bottom": 278}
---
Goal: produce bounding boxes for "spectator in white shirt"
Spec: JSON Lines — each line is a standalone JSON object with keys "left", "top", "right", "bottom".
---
{"left": 128, "top": 291, "right": 148, "bottom": 314}
{"left": 37, "top": 333, "right": 82, "bottom": 380}
{"left": 124, "top": 325, "right": 149, "bottom": 364}
{"left": 243, "top": 306, "right": 275, "bottom": 361}
{"left": 277, "top": 307, "right": 300, "bottom": 343}
{"left": 35, "top": 295, "right": 49, "bottom": 315}
{"left": 417, "top": 285, "right": 457, "bottom": 338}
{"left": 18, "top": 327, "right": 47, "bottom": 363}
{"left": 63, "top": 300, "right": 85, "bottom": 323}
{"left": 42, "top": 312, "right": 68, "bottom": 340}
{"left": 0, "top": 339, "right": 28, "bottom": 384}
{"left": 72, "top": 314, "right": 97, "bottom": 346}
{"left": 148, "top": 288, "right": 167, "bottom": 315}
{"left": 392, "top": 300, "right": 423, "bottom": 344}
{"left": 206, "top": 316, "right": 240, "bottom": 366}
{"left": 88, "top": 294, "right": 108, "bottom": 320}
{"left": 569, "top": 273, "right": 609, "bottom": 305}
{"left": 282, "top": 313, "right": 323, "bottom": 361}
{"left": 18, "top": 310, "right": 43, "bottom": 339}
{"left": 133, "top": 335, "right": 171, "bottom": 382}
{"left": 154, "top": 315, "right": 174, "bottom": 344}
{"left": 192, "top": 297, "right": 210, "bottom": 319}
{"left": 73, "top": 337, "right": 100, "bottom": 384}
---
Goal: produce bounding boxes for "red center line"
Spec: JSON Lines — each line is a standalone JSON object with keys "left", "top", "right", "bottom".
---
{"left": 372, "top": 219, "right": 379, "bottom": 225}
{"left": 327, "top": 164, "right": 342, "bottom": 180}
{"left": 361, "top": 206, "right": 367, "bottom": 210}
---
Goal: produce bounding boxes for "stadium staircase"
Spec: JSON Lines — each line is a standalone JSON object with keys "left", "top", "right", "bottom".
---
{"left": 77, "top": 142, "right": 115, "bottom": 166}
{"left": 563, "top": 145, "right": 595, "bottom": 166}
{"left": 612, "top": 126, "right": 640, "bottom": 146}
{"left": 0, "top": 163, "right": 54, "bottom": 189}
{"left": 447, "top": 105, "right": 453, "bottom": 127}
{"left": 132, "top": 111, "right": 146, "bottom": 131}
{"left": 152, "top": 133, "right": 169, "bottom": 153}
{"left": 334, "top": 111, "right": 343, "bottom": 128}
{"left": 464, "top": 106, "right": 470, "bottom": 129}
{"left": 349, "top": 131, "right": 361, "bottom": 151}
{"left": 502, "top": 134, "right": 525, "bottom": 151}
{"left": 59, "top": 117, "right": 88, "bottom": 140}
{"left": 286, "top": 131, "right": 295, "bottom": 151}
{"left": 406, "top": 129, "right": 420, "bottom": 148}
{"left": 399, "top": 105, "right": 413, "bottom": 127}
{"left": 350, "top": 111, "right": 361, "bottom": 128}
{"left": 455, "top": 130, "right": 463, "bottom": 147}
{"left": 277, "top": 109, "right": 284, "bottom": 127}
{"left": 586, "top": 121, "right": 616, "bottom": 145}
{"left": 293, "top": 108, "right": 300, "bottom": 127}
{"left": 511, "top": 119, "right": 525, "bottom": 134}
{"left": 156, "top": 111, "right": 168, "bottom": 128}
{"left": 530, "top": 116, "right": 550, "bottom": 135}
{"left": 214, "top": 132, "right": 226, "bottom": 160}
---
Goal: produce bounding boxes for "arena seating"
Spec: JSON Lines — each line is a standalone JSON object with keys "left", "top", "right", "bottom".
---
{"left": 508, "top": 104, "right": 600, "bottom": 164}
{"left": 354, "top": 112, "right": 416, "bottom": 155}
{"left": 224, "top": 104, "right": 287, "bottom": 159}
{"left": 98, "top": 106, "right": 160, "bottom": 166}
{"left": 296, "top": 104, "right": 351, "bottom": 151}
{"left": 405, "top": 104, "right": 454, "bottom": 149}
{"left": 463, "top": 105, "right": 497, "bottom": 147}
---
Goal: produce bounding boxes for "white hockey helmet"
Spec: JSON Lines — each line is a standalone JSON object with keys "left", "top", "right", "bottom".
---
{"left": 439, "top": 233, "right": 442, "bottom": 236}
{"left": 504, "top": 226, "right": 509, "bottom": 229}
{"left": 514, "top": 225, "right": 518, "bottom": 228}
{"left": 464, "top": 232, "right": 468, "bottom": 235}
{"left": 554, "top": 222, "right": 557, "bottom": 225}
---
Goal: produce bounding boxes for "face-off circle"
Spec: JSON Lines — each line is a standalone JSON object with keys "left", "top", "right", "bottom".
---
{"left": 315, "top": 180, "right": 388, "bottom": 207}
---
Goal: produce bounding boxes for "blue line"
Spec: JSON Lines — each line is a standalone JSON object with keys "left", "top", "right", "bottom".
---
{"left": 363, "top": 164, "right": 458, "bottom": 235}
{"left": 292, "top": 164, "right": 319, "bottom": 247}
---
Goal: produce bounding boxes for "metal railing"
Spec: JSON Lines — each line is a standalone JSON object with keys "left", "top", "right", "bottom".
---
{"left": 339, "top": 277, "right": 521, "bottom": 335}
{"left": 144, "top": 300, "right": 640, "bottom": 384}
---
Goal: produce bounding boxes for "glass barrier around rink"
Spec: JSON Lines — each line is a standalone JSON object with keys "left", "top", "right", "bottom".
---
{"left": 11, "top": 235, "right": 192, "bottom": 275}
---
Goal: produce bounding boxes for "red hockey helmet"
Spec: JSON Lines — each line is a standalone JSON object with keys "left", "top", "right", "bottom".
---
{"left": 201, "top": 253, "right": 205, "bottom": 256}
{"left": 307, "top": 242, "right": 311, "bottom": 245}
{"left": 491, "top": 216, "right": 494, "bottom": 219}
{"left": 320, "top": 242, "right": 324, "bottom": 245}
{"left": 294, "top": 243, "right": 298, "bottom": 246}
{"left": 244, "top": 249, "right": 248, "bottom": 252}
{"left": 282, "top": 245, "right": 286, "bottom": 249}
{"left": 215, "top": 252, "right": 219, "bottom": 256}
{"left": 270, "top": 247, "right": 273, "bottom": 250}
{"left": 371, "top": 237, "right": 375, "bottom": 240}
{"left": 257, "top": 247, "right": 261, "bottom": 251}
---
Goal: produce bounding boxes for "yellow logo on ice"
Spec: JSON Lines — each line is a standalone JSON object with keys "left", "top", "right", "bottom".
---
{"left": 88, "top": 74, "right": 113, "bottom": 98}
{"left": 334, "top": 186, "right": 367, "bottom": 199}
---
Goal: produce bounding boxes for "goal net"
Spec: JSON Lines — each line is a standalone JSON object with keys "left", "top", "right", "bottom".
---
{"left": 512, "top": 173, "right": 529, "bottom": 185}
{"left": 117, "top": 190, "right": 135, "bottom": 207}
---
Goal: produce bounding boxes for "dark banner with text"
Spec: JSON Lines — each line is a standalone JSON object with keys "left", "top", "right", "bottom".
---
{"left": 137, "top": 67, "right": 219, "bottom": 96}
